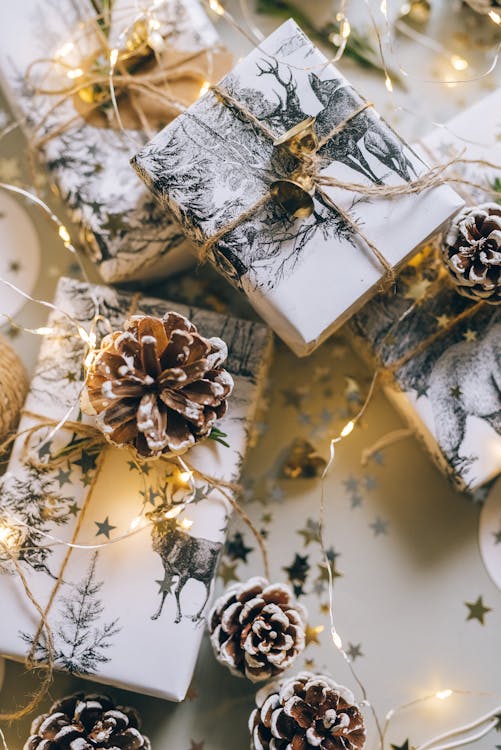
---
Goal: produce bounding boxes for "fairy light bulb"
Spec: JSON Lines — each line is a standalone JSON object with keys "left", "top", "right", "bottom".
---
{"left": 450, "top": 54, "right": 468, "bottom": 72}
{"left": 129, "top": 515, "right": 143, "bottom": 530}
{"left": 178, "top": 470, "right": 193, "bottom": 484}
{"left": 180, "top": 518, "right": 193, "bottom": 530}
{"left": 165, "top": 505, "right": 184, "bottom": 519}
{"left": 385, "top": 75, "right": 394, "bottom": 92}
{"left": 34, "top": 326, "right": 56, "bottom": 336}
{"left": 340, "top": 420, "right": 355, "bottom": 438}
{"left": 331, "top": 629, "right": 343, "bottom": 650}
{"left": 67, "top": 67, "right": 84, "bottom": 79}
{"left": 436, "top": 689, "right": 453, "bottom": 700}
{"left": 0, "top": 522, "right": 18, "bottom": 549}
{"left": 488, "top": 9, "right": 501, "bottom": 23}
{"left": 56, "top": 41, "right": 75, "bottom": 59}
{"left": 109, "top": 48, "right": 119, "bottom": 67}
{"left": 58, "top": 225, "right": 71, "bottom": 245}
{"left": 208, "top": 0, "right": 225, "bottom": 16}
{"left": 199, "top": 81, "right": 210, "bottom": 97}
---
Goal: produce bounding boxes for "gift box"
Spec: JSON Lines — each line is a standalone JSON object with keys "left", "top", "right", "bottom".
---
{"left": 0, "top": 0, "right": 232, "bottom": 283}
{"left": 0, "top": 277, "right": 272, "bottom": 701}
{"left": 349, "top": 88, "right": 501, "bottom": 492}
{"left": 132, "top": 18, "right": 462, "bottom": 356}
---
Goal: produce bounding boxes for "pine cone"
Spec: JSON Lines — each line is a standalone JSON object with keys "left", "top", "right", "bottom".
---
{"left": 249, "top": 672, "right": 366, "bottom": 750}
{"left": 442, "top": 203, "right": 501, "bottom": 303}
{"left": 24, "top": 693, "right": 150, "bottom": 750}
{"left": 83, "top": 312, "right": 234, "bottom": 457}
{"left": 463, "top": 0, "right": 500, "bottom": 14}
{"left": 208, "top": 576, "right": 308, "bottom": 682}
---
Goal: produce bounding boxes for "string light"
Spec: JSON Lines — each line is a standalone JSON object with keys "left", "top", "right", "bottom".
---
{"left": 488, "top": 9, "right": 501, "bottom": 24}
{"left": 433, "top": 688, "right": 454, "bottom": 704}
{"left": 67, "top": 67, "right": 84, "bottom": 79}
{"left": 208, "top": 0, "right": 225, "bottom": 16}
{"left": 56, "top": 41, "right": 75, "bottom": 59}
{"left": 109, "top": 48, "right": 119, "bottom": 67}
{"left": 129, "top": 515, "right": 143, "bottom": 530}
{"left": 164, "top": 505, "right": 184, "bottom": 519}
{"left": 450, "top": 55, "right": 468, "bottom": 72}
{"left": 199, "top": 80, "right": 210, "bottom": 97}
{"left": 57, "top": 225, "right": 71, "bottom": 246}
{"left": 340, "top": 420, "right": 355, "bottom": 438}
{"left": 178, "top": 470, "right": 193, "bottom": 484}
{"left": 180, "top": 518, "right": 193, "bottom": 530}
{"left": 0, "top": 522, "right": 19, "bottom": 550}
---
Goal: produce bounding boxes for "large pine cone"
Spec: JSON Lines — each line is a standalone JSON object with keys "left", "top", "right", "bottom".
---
{"left": 442, "top": 203, "right": 501, "bottom": 303}
{"left": 249, "top": 672, "right": 366, "bottom": 750}
{"left": 208, "top": 576, "right": 307, "bottom": 682}
{"left": 24, "top": 693, "right": 150, "bottom": 750}
{"left": 83, "top": 312, "right": 234, "bottom": 457}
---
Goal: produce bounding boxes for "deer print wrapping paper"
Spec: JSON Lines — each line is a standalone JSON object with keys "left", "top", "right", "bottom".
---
{"left": 350, "top": 89, "right": 501, "bottom": 492}
{"left": 0, "top": 0, "right": 231, "bottom": 284}
{"left": 132, "top": 19, "right": 463, "bottom": 357}
{"left": 0, "top": 277, "right": 272, "bottom": 701}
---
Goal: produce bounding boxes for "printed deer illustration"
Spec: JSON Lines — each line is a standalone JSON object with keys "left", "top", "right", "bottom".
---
{"left": 149, "top": 512, "right": 223, "bottom": 624}
{"left": 428, "top": 321, "right": 501, "bottom": 476}
{"left": 256, "top": 59, "right": 306, "bottom": 131}
{"left": 308, "top": 72, "right": 417, "bottom": 184}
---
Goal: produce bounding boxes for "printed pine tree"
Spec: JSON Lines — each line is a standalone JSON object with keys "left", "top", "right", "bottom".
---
{"left": 22, "top": 552, "right": 121, "bottom": 675}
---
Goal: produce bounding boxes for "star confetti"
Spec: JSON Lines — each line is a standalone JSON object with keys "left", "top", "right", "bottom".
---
{"left": 347, "top": 643, "right": 364, "bottom": 661}
{"left": 283, "top": 554, "right": 310, "bottom": 597}
{"left": 465, "top": 596, "right": 492, "bottom": 625}
{"left": 95, "top": 517, "right": 116, "bottom": 539}
{"left": 225, "top": 531, "right": 253, "bottom": 562}
{"left": 305, "top": 624, "right": 324, "bottom": 646}
{"left": 218, "top": 560, "right": 240, "bottom": 585}
{"left": 297, "top": 518, "right": 320, "bottom": 546}
{"left": 370, "top": 517, "right": 389, "bottom": 536}
{"left": 391, "top": 740, "right": 411, "bottom": 750}
{"left": 156, "top": 570, "right": 176, "bottom": 595}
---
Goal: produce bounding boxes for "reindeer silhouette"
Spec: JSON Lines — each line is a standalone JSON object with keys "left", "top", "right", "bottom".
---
{"left": 256, "top": 59, "right": 306, "bottom": 131}
{"left": 428, "top": 321, "right": 501, "bottom": 476}
{"left": 308, "top": 73, "right": 417, "bottom": 184}
{"left": 149, "top": 512, "right": 223, "bottom": 624}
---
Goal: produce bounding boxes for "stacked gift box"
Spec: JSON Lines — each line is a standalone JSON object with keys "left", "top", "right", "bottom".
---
{"left": 0, "top": 0, "right": 232, "bottom": 283}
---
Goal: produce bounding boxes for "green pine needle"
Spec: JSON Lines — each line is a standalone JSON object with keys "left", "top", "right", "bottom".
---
{"left": 209, "top": 427, "right": 231, "bottom": 448}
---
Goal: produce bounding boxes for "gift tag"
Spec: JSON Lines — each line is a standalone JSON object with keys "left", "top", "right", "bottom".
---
{"left": 0, "top": 191, "right": 41, "bottom": 321}
{"left": 478, "top": 477, "right": 501, "bottom": 590}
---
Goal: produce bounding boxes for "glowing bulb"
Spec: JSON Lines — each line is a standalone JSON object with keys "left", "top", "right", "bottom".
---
{"left": 77, "top": 326, "right": 91, "bottom": 344}
{"left": 339, "top": 18, "right": 351, "bottom": 39}
{"left": 178, "top": 470, "right": 193, "bottom": 484}
{"left": 58, "top": 225, "right": 71, "bottom": 245}
{"left": 34, "top": 326, "right": 55, "bottom": 336}
{"left": 0, "top": 523, "right": 17, "bottom": 549}
{"left": 67, "top": 67, "right": 84, "bottom": 79}
{"left": 385, "top": 75, "right": 394, "bottom": 93}
{"left": 450, "top": 54, "right": 468, "bottom": 72}
{"left": 489, "top": 9, "right": 501, "bottom": 23}
{"left": 208, "top": 0, "right": 225, "bottom": 15}
{"left": 332, "top": 630, "right": 343, "bottom": 650}
{"left": 84, "top": 350, "right": 95, "bottom": 370}
{"left": 380, "top": 0, "right": 388, "bottom": 14}
{"left": 180, "top": 518, "right": 193, "bottom": 530}
{"left": 56, "top": 41, "right": 75, "bottom": 58}
{"left": 340, "top": 420, "right": 355, "bottom": 438}
{"left": 165, "top": 505, "right": 184, "bottom": 519}
{"left": 130, "top": 515, "right": 142, "bottom": 530}
{"left": 199, "top": 81, "right": 210, "bottom": 97}
{"left": 109, "top": 48, "right": 119, "bottom": 67}
{"left": 436, "top": 689, "right": 453, "bottom": 700}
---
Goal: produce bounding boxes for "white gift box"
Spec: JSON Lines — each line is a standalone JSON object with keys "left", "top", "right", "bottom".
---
{"left": 0, "top": 277, "right": 272, "bottom": 701}
{"left": 132, "top": 19, "right": 462, "bottom": 356}
{"left": 0, "top": 0, "right": 229, "bottom": 283}
{"left": 350, "top": 88, "right": 501, "bottom": 491}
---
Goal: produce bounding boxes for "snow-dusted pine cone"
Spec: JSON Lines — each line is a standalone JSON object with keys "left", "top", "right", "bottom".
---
{"left": 463, "top": 0, "right": 500, "bottom": 15}
{"left": 208, "top": 576, "right": 308, "bottom": 682}
{"left": 442, "top": 203, "right": 501, "bottom": 303}
{"left": 249, "top": 672, "right": 366, "bottom": 750}
{"left": 83, "top": 312, "right": 234, "bottom": 457}
{"left": 24, "top": 693, "right": 150, "bottom": 750}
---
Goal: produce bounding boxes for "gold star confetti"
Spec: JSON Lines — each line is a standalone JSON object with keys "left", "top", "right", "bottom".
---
{"left": 465, "top": 596, "right": 492, "bottom": 625}
{"left": 463, "top": 329, "right": 477, "bottom": 342}
{"left": 435, "top": 314, "right": 451, "bottom": 329}
{"left": 304, "top": 658, "right": 316, "bottom": 669}
{"left": 404, "top": 278, "right": 432, "bottom": 302}
{"left": 305, "top": 624, "right": 324, "bottom": 646}
{"left": 218, "top": 560, "right": 239, "bottom": 585}
{"left": 319, "top": 602, "right": 330, "bottom": 615}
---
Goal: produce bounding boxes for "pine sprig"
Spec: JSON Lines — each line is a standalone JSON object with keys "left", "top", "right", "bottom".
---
{"left": 255, "top": 0, "right": 405, "bottom": 88}
{"left": 209, "top": 427, "right": 231, "bottom": 448}
{"left": 493, "top": 176, "right": 501, "bottom": 204}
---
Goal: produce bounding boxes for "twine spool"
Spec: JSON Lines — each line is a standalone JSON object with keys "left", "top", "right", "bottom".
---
{"left": 0, "top": 335, "right": 28, "bottom": 440}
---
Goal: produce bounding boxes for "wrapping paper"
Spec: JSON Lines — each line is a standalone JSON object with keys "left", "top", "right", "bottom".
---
{"left": 132, "top": 19, "right": 462, "bottom": 356}
{"left": 0, "top": 277, "right": 272, "bottom": 701}
{"left": 350, "top": 89, "right": 501, "bottom": 491}
{"left": 0, "top": 0, "right": 229, "bottom": 283}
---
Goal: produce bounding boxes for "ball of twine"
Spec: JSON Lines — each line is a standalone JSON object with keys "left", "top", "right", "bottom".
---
{"left": 0, "top": 335, "right": 28, "bottom": 441}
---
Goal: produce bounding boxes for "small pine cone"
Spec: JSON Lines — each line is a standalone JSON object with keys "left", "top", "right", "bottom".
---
{"left": 24, "top": 693, "right": 150, "bottom": 750}
{"left": 208, "top": 576, "right": 308, "bottom": 682}
{"left": 442, "top": 203, "right": 501, "bottom": 303}
{"left": 249, "top": 671, "right": 366, "bottom": 750}
{"left": 83, "top": 312, "right": 234, "bottom": 457}
{"left": 463, "top": 0, "right": 500, "bottom": 14}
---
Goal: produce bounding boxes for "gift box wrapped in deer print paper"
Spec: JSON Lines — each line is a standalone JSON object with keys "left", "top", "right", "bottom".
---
{"left": 132, "top": 19, "right": 463, "bottom": 357}
{"left": 0, "top": 0, "right": 232, "bottom": 283}
{"left": 0, "top": 277, "right": 272, "bottom": 701}
{"left": 349, "top": 89, "right": 501, "bottom": 492}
